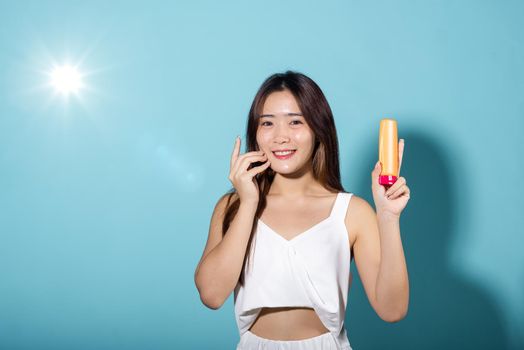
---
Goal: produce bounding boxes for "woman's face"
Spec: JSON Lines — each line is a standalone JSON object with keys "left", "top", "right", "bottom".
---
{"left": 256, "top": 89, "right": 316, "bottom": 175}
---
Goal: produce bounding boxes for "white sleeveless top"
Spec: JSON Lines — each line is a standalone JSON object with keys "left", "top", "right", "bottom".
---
{"left": 233, "top": 192, "right": 354, "bottom": 350}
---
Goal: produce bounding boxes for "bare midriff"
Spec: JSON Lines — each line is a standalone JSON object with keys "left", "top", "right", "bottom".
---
{"left": 248, "top": 307, "right": 330, "bottom": 340}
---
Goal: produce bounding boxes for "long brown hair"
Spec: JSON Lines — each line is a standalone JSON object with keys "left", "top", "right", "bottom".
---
{"left": 222, "top": 70, "right": 345, "bottom": 287}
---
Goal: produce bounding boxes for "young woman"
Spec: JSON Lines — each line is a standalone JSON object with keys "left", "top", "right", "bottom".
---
{"left": 194, "top": 71, "right": 410, "bottom": 350}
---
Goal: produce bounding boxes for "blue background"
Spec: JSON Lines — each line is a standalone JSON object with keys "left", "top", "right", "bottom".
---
{"left": 1, "top": 0, "right": 523, "bottom": 349}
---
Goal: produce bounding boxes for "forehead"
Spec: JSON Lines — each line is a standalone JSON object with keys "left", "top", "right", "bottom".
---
{"left": 261, "top": 90, "right": 302, "bottom": 115}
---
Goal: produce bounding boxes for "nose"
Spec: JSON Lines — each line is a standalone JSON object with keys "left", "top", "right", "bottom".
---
{"left": 273, "top": 121, "right": 291, "bottom": 142}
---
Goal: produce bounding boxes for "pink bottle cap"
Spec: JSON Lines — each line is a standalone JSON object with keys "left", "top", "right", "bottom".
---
{"left": 379, "top": 175, "right": 397, "bottom": 186}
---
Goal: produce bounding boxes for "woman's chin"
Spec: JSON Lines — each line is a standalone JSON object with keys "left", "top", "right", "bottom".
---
{"left": 270, "top": 165, "right": 301, "bottom": 175}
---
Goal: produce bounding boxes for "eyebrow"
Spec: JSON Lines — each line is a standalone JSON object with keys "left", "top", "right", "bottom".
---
{"left": 259, "top": 112, "right": 303, "bottom": 118}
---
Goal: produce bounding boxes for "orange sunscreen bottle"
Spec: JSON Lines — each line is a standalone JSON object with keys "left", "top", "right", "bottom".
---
{"left": 378, "top": 118, "right": 399, "bottom": 186}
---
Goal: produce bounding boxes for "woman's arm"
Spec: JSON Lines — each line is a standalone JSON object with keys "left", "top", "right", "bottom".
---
{"left": 349, "top": 197, "right": 409, "bottom": 322}
{"left": 375, "top": 212, "right": 409, "bottom": 320}
{"left": 351, "top": 139, "right": 411, "bottom": 322}
{"left": 194, "top": 194, "right": 258, "bottom": 309}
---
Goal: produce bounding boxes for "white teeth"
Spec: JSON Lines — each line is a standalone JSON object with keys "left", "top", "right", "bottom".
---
{"left": 274, "top": 150, "right": 295, "bottom": 156}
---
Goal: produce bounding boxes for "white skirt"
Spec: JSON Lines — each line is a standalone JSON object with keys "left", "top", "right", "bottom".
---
{"left": 236, "top": 330, "right": 344, "bottom": 350}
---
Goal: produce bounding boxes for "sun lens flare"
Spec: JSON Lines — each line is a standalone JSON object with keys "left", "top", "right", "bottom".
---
{"left": 49, "top": 64, "right": 83, "bottom": 95}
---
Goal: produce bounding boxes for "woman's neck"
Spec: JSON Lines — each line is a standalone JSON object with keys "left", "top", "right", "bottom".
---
{"left": 268, "top": 171, "right": 328, "bottom": 198}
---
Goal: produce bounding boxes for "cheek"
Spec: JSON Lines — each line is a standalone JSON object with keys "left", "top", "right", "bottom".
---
{"left": 256, "top": 134, "right": 267, "bottom": 152}
{"left": 256, "top": 131, "right": 271, "bottom": 146}
{"left": 294, "top": 131, "right": 314, "bottom": 147}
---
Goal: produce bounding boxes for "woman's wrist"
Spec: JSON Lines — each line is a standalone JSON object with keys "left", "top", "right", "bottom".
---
{"left": 376, "top": 210, "right": 400, "bottom": 223}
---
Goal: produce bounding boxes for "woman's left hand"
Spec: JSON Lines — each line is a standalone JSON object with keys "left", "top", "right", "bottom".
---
{"left": 371, "top": 139, "right": 411, "bottom": 218}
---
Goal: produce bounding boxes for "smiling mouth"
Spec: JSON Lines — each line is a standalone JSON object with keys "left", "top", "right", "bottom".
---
{"left": 272, "top": 150, "right": 296, "bottom": 159}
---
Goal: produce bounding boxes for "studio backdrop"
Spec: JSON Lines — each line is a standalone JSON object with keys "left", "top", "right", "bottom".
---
{"left": 0, "top": 1, "right": 522, "bottom": 349}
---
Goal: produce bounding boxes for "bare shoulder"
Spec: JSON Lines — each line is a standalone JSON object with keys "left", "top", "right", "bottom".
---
{"left": 211, "top": 191, "right": 239, "bottom": 230}
{"left": 217, "top": 191, "right": 238, "bottom": 210}
{"left": 344, "top": 194, "right": 377, "bottom": 245}
{"left": 194, "top": 191, "right": 238, "bottom": 276}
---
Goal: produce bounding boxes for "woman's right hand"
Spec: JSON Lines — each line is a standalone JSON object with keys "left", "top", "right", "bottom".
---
{"left": 229, "top": 136, "right": 271, "bottom": 204}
